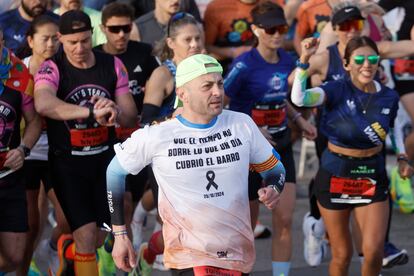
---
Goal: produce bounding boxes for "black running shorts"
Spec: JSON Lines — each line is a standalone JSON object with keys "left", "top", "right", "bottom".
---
{"left": 49, "top": 150, "right": 113, "bottom": 231}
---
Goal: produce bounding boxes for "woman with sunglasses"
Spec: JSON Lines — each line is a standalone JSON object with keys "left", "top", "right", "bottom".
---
{"left": 224, "top": 2, "right": 316, "bottom": 276}
{"left": 299, "top": 4, "right": 414, "bottom": 268}
{"left": 16, "top": 15, "right": 66, "bottom": 275}
{"left": 292, "top": 35, "right": 413, "bottom": 276}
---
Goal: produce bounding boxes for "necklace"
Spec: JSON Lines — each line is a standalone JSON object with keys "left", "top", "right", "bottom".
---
{"left": 361, "top": 84, "right": 376, "bottom": 114}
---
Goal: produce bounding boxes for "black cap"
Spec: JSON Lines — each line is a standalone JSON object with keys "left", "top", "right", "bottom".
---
{"left": 252, "top": 5, "right": 287, "bottom": 28}
{"left": 331, "top": 6, "right": 364, "bottom": 26}
{"left": 59, "top": 10, "right": 92, "bottom": 35}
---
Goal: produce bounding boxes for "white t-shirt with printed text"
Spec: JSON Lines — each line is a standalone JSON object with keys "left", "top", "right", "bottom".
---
{"left": 115, "top": 110, "right": 276, "bottom": 273}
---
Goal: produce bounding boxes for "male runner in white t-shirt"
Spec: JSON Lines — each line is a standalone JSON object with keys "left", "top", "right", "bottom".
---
{"left": 106, "top": 54, "right": 286, "bottom": 275}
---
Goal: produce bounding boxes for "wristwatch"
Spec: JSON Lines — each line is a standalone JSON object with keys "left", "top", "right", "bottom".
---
{"left": 267, "top": 184, "right": 281, "bottom": 193}
{"left": 19, "top": 144, "right": 31, "bottom": 157}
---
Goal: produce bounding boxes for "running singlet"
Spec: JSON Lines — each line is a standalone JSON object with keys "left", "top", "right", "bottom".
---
{"left": 225, "top": 48, "right": 294, "bottom": 134}
{"left": 325, "top": 44, "right": 346, "bottom": 82}
{"left": 34, "top": 50, "right": 129, "bottom": 156}
{"left": 159, "top": 59, "right": 177, "bottom": 117}
{"left": 319, "top": 77, "right": 398, "bottom": 149}
{"left": 95, "top": 41, "right": 159, "bottom": 140}
{"left": 0, "top": 9, "right": 59, "bottom": 52}
{"left": 114, "top": 110, "right": 278, "bottom": 273}
{"left": 0, "top": 51, "right": 33, "bottom": 178}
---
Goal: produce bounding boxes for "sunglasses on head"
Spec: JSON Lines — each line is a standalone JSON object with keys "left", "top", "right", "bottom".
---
{"left": 106, "top": 24, "right": 132, "bottom": 34}
{"left": 353, "top": 55, "right": 380, "bottom": 65}
{"left": 263, "top": 24, "right": 289, "bottom": 35}
{"left": 337, "top": 19, "right": 364, "bottom": 32}
{"left": 167, "top": 12, "right": 194, "bottom": 37}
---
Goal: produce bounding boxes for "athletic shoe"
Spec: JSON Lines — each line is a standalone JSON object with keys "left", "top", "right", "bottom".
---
{"left": 48, "top": 209, "right": 57, "bottom": 228}
{"left": 153, "top": 254, "right": 170, "bottom": 271}
{"left": 390, "top": 167, "right": 414, "bottom": 213}
{"left": 254, "top": 223, "right": 272, "bottom": 239}
{"left": 382, "top": 242, "right": 409, "bottom": 269}
{"left": 28, "top": 260, "right": 42, "bottom": 276}
{"left": 34, "top": 238, "right": 59, "bottom": 276}
{"left": 57, "top": 234, "right": 75, "bottom": 276}
{"left": 303, "top": 212, "right": 327, "bottom": 267}
{"left": 131, "top": 242, "right": 153, "bottom": 276}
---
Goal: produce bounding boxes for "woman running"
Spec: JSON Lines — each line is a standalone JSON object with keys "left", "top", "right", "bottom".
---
{"left": 224, "top": 2, "right": 316, "bottom": 276}
{"left": 292, "top": 35, "right": 413, "bottom": 276}
{"left": 16, "top": 15, "right": 69, "bottom": 275}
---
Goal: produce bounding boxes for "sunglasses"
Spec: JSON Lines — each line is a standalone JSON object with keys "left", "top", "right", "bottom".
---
{"left": 106, "top": 24, "right": 132, "bottom": 34}
{"left": 167, "top": 12, "right": 195, "bottom": 37}
{"left": 338, "top": 19, "right": 364, "bottom": 32}
{"left": 263, "top": 25, "right": 289, "bottom": 35}
{"left": 353, "top": 55, "right": 380, "bottom": 65}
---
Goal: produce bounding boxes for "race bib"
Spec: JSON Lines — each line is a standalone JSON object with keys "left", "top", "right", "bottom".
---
{"left": 193, "top": 266, "right": 242, "bottom": 276}
{"left": 330, "top": 176, "right": 376, "bottom": 197}
{"left": 70, "top": 127, "right": 109, "bottom": 148}
{"left": 0, "top": 149, "right": 8, "bottom": 169}
{"left": 394, "top": 59, "right": 414, "bottom": 80}
{"left": 252, "top": 104, "right": 286, "bottom": 127}
{"left": 115, "top": 126, "right": 139, "bottom": 141}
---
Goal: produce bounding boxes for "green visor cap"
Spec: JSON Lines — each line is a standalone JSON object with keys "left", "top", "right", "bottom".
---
{"left": 175, "top": 54, "right": 223, "bottom": 88}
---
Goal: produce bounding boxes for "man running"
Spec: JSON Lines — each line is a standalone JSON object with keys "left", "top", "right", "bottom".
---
{"left": 107, "top": 54, "right": 286, "bottom": 274}
{"left": 33, "top": 10, "right": 136, "bottom": 275}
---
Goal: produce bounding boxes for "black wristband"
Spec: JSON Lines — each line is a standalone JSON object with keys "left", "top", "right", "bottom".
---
{"left": 88, "top": 105, "right": 94, "bottom": 122}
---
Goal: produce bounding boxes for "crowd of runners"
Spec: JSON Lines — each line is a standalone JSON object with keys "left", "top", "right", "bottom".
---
{"left": 0, "top": 0, "right": 414, "bottom": 276}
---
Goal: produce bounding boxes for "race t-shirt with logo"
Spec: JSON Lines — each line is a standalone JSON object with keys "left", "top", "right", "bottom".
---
{"left": 95, "top": 41, "right": 159, "bottom": 140}
{"left": 0, "top": 9, "right": 59, "bottom": 53}
{"left": 224, "top": 48, "right": 294, "bottom": 134}
{"left": 319, "top": 78, "right": 398, "bottom": 174}
{"left": 113, "top": 110, "right": 278, "bottom": 273}
{"left": 34, "top": 49, "right": 129, "bottom": 156}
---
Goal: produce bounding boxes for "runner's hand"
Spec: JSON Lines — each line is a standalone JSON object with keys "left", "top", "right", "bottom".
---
{"left": 259, "top": 127, "right": 277, "bottom": 147}
{"left": 94, "top": 107, "right": 118, "bottom": 126}
{"left": 398, "top": 160, "right": 414, "bottom": 179}
{"left": 4, "top": 148, "right": 24, "bottom": 171}
{"left": 258, "top": 186, "right": 280, "bottom": 209}
{"left": 296, "top": 117, "right": 317, "bottom": 140}
{"left": 90, "top": 95, "right": 117, "bottom": 109}
{"left": 112, "top": 235, "right": 137, "bottom": 272}
{"left": 300, "top": 38, "right": 319, "bottom": 60}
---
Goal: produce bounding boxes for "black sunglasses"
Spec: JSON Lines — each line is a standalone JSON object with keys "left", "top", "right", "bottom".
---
{"left": 106, "top": 24, "right": 132, "bottom": 34}
{"left": 167, "top": 12, "right": 194, "bottom": 37}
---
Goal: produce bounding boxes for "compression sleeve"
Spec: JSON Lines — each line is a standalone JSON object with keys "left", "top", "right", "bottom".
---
{"left": 106, "top": 156, "right": 129, "bottom": 226}
{"left": 141, "top": 103, "right": 162, "bottom": 124}
{"left": 291, "top": 68, "right": 326, "bottom": 107}
{"left": 254, "top": 149, "right": 286, "bottom": 193}
{"left": 389, "top": 127, "right": 407, "bottom": 155}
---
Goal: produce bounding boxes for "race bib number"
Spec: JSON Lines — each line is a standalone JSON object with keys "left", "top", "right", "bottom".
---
{"left": 0, "top": 149, "right": 8, "bottom": 169}
{"left": 394, "top": 59, "right": 414, "bottom": 75}
{"left": 193, "top": 266, "right": 242, "bottom": 276}
{"left": 70, "top": 127, "right": 109, "bottom": 147}
{"left": 330, "top": 176, "right": 376, "bottom": 197}
{"left": 115, "top": 126, "right": 139, "bottom": 141}
{"left": 252, "top": 105, "right": 286, "bottom": 127}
